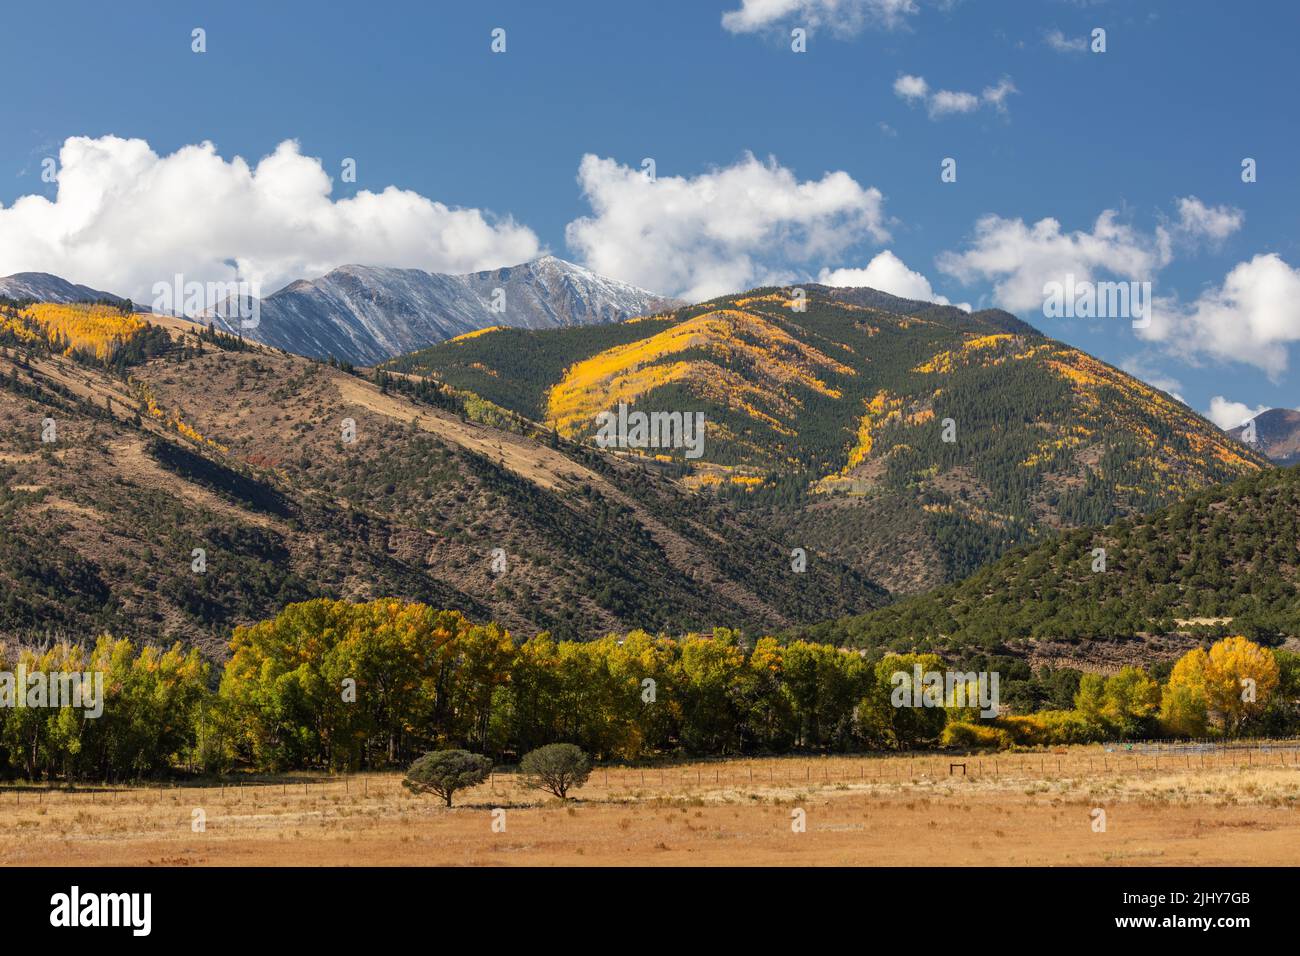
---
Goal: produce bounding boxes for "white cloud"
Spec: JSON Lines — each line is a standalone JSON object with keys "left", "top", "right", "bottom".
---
{"left": 935, "top": 198, "right": 1295, "bottom": 377}
{"left": 0, "top": 136, "right": 540, "bottom": 304}
{"left": 893, "top": 74, "right": 929, "bottom": 101}
{"left": 893, "top": 73, "right": 1019, "bottom": 119}
{"left": 565, "top": 153, "right": 889, "bottom": 302}
{"left": 1206, "top": 395, "right": 1268, "bottom": 430}
{"left": 981, "top": 77, "right": 1018, "bottom": 113}
{"left": 722, "top": 0, "right": 919, "bottom": 35}
{"left": 1045, "top": 29, "right": 1087, "bottom": 53}
{"left": 818, "top": 250, "right": 970, "bottom": 310}
{"left": 929, "top": 90, "right": 981, "bottom": 117}
{"left": 1171, "top": 196, "right": 1244, "bottom": 246}
{"left": 1140, "top": 254, "right": 1300, "bottom": 379}
{"left": 936, "top": 209, "right": 1172, "bottom": 311}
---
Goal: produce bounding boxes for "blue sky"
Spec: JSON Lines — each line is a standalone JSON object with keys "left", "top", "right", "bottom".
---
{"left": 2, "top": 0, "right": 1298, "bottom": 425}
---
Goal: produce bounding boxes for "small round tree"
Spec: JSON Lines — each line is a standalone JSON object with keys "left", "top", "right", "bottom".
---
{"left": 519, "top": 743, "right": 592, "bottom": 800}
{"left": 403, "top": 750, "right": 493, "bottom": 807}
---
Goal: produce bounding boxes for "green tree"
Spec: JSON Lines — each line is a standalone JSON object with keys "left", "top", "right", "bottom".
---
{"left": 1101, "top": 667, "right": 1160, "bottom": 739}
{"left": 403, "top": 750, "right": 493, "bottom": 807}
{"left": 518, "top": 743, "right": 592, "bottom": 800}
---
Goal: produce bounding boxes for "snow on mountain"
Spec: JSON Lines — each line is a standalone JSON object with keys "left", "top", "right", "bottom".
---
{"left": 208, "top": 256, "right": 681, "bottom": 365}
{"left": 1228, "top": 408, "right": 1300, "bottom": 466}
{"left": 0, "top": 272, "right": 125, "bottom": 304}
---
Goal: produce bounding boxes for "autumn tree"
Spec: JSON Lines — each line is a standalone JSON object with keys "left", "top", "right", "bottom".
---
{"left": 1162, "top": 637, "right": 1280, "bottom": 736}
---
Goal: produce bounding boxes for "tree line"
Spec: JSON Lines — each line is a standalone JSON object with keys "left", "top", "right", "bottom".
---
{"left": 0, "top": 598, "right": 1296, "bottom": 780}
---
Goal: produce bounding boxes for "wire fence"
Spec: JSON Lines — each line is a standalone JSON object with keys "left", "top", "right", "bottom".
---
{"left": 3, "top": 737, "right": 1298, "bottom": 808}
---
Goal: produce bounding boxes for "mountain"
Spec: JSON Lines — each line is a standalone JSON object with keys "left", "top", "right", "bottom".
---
{"left": 796, "top": 464, "right": 1300, "bottom": 669}
{"left": 389, "top": 284, "right": 1267, "bottom": 594}
{"left": 0, "top": 272, "right": 125, "bottom": 305}
{"left": 1229, "top": 408, "right": 1300, "bottom": 465}
{"left": 207, "top": 255, "right": 680, "bottom": 365}
{"left": 0, "top": 297, "right": 879, "bottom": 656}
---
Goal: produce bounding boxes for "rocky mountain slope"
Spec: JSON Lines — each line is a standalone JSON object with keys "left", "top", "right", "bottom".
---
{"left": 0, "top": 299, "right": 877, "bottom": 656}
{"left": 1229, "top": 408, "right": 1300, "bottom": 465}
{"left": 0, "top": 272, "right": 124, "bottom": 305}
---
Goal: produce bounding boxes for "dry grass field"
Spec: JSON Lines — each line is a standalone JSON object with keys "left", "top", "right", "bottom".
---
{"left": 2, "top": 744, "right": 1298, "bottom": 866}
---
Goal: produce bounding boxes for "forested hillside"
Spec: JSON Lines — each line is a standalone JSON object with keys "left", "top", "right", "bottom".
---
{"left": 796, "top": 465, "right": 1300, "bottom": 667}
{"left": 0, "top": 304, "right": 881, "bottom": 655}
{"left": 387, "top": 285, "right": 1266, "bottom": 592}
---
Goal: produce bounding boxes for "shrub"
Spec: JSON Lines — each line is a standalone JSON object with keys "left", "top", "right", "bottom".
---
{"left": 518, "top": 743, "right": 592, "bottom": 800}
{"left": 1002, "top": 710, "right": 1104, "bottom": 746}
{"left": 402, "top": 750, "right": 493, "bottom": 807}
{"left": 940, "top": 722, "right": 1011, "bottom": 749}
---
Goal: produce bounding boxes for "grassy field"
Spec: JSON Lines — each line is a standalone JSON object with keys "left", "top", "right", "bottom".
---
{"left": 2, "top": 744, "right": 1298, "bottom": 866}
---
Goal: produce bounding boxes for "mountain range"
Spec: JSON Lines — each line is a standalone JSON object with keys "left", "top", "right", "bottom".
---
{"left": 0, "top": 273, "right": 1284, "bottom": 666}
{"left": 204, "top": 255, "right": 679, "bottom": 365}
{"left": 0, "top": 298, "right": 877, "bottom": 655}
{"left": 1, "top": 257, "right": 678, "bottom": 367}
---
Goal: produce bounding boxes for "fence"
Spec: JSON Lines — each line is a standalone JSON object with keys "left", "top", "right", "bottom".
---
{"left": 4, "top": 737, "right": 1298, "bottom": 807}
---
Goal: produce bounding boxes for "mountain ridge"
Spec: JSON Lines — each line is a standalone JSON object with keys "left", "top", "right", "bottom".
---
{"left": 208, "top": 255, "right": 682, "bottom": 364}
{"left": 0, "top": 272, "right": 125, "bottom": 305}
{"left": 0, "top": 298, "right": 878, "bottom": 655}
{"left": 390, "top": 284, "right": 1267, "bottom": 594}
{"left": 1229, "top": 408, "right": 1300, "bottom": 465}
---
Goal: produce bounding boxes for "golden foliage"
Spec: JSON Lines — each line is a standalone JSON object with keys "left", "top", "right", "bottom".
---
{"left": 447, "top": 326, "right": 506, "bottom": 344}
{"left": 1162, "top": 636, "right": 1281, "bottom": 734}
{"left": 546, "top": 308, "right": 853, "bottom": 436}
{"left": 16, "top": 303, "right": 147, "bottom": 360}
{"left": 913, "top": 334, "right": 1015, "bottom": 374}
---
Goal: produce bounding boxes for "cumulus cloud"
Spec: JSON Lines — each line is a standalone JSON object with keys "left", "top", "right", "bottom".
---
{"left": 929, "top": 90, "right": 982, "bottom": 117}
{"left": 1139, "top": 254, "right": 1300, "bottom": 379}
{"left": 722, "top": 0, "right": 919, "bottom": 35}
{"left": 1044, "top": 29, "right": 1087, "bottom": 53}
{"left": 893, "top": 73, "right": 1019, "bottom": 119}
{"left": 1206, "top": 396, "right": 1269, "bottom": 430}
{"left": 565, "top": 153, "right": 890, "bottom": 302}
{"left": 893, "top": 74, "right": 929, "bottom": 102}
{"left": 935, "top": 198, "right": 1295, "bottom": 376}
{"left": 818, "top": 251, "right": 970, "bottom": 310}
{"left": 0, "top": 135, "right": 540, "bottom": 304}
{"left": 936, "top": 209, "right": 1172, "bottom": 312}
{"left": 1170, "top": 196, "right": 1245, "bottom": 246}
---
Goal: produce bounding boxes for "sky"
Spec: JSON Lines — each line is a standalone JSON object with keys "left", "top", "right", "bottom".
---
{"left": 1, "top": 0, "right": 1298, "bottom": 426}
